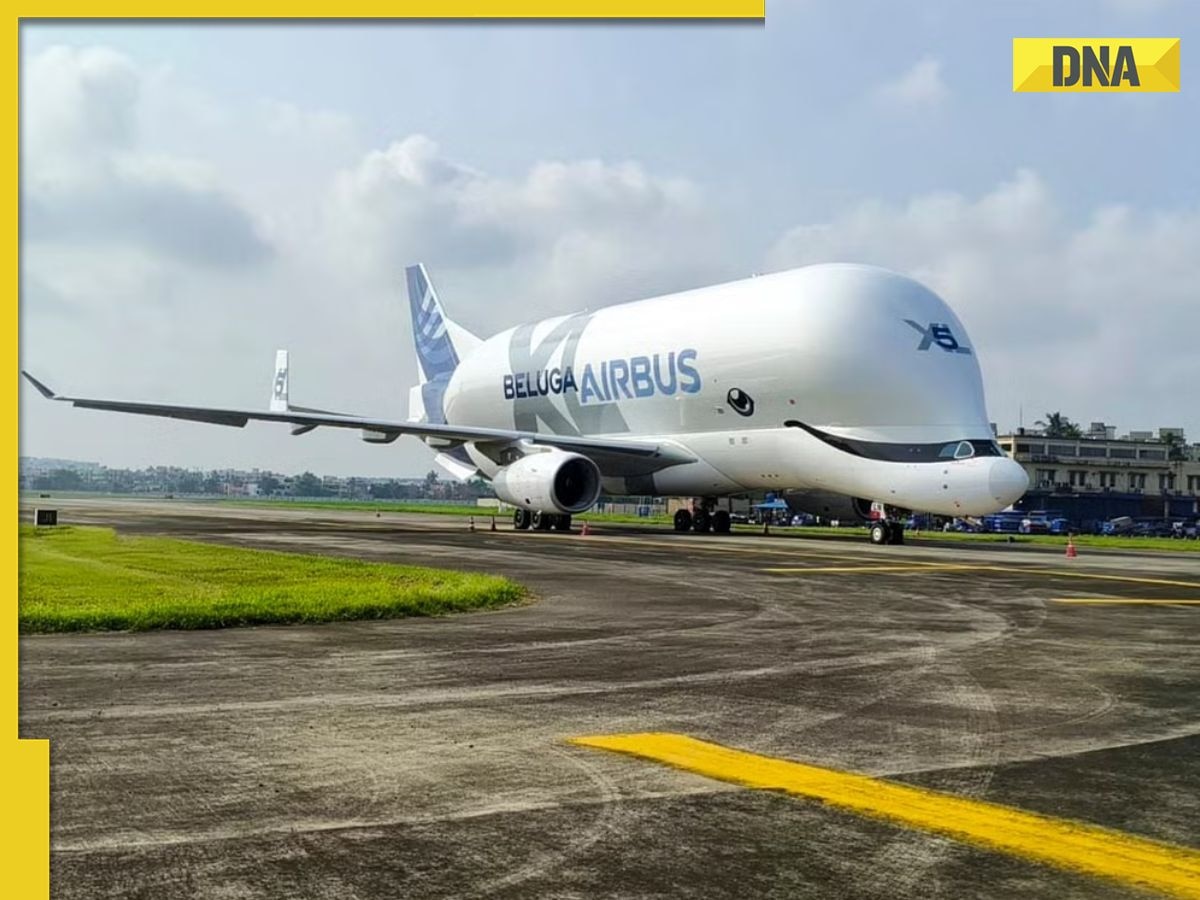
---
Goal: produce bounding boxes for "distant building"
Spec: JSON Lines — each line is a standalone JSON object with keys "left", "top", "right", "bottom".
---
{"left": 997, "top": 426, "right": 1199, "bottom": 525}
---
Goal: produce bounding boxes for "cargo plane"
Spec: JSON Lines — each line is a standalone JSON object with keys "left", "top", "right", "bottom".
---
{"left": 23, "top": 263, "right": 1028, "bottom": 545}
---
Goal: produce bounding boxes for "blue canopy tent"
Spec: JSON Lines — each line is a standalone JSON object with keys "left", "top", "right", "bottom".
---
{"left": 752, "top": 499, "right": 789, "bottom": 511}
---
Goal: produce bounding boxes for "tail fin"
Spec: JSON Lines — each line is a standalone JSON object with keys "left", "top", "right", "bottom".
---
{"left": 405, "top": 264, "right": 480, "bottom": 425}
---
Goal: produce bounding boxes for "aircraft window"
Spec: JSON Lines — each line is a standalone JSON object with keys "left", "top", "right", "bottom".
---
{"left": 969, "top": 440, "right": 1004, "bottom": 457}
{"left": 939, "top": 441, "right": 975, "bottom": 459}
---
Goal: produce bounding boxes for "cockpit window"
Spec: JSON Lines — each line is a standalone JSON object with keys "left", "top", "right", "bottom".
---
{"left": 969, "top": 440, "right": 1004, "bottom": 457}
{"left": 938, "top": 441, "right": 976, "bottom": 459}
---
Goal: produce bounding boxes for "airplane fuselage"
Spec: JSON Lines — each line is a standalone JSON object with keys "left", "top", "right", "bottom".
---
{"left": 443, "top": 264, "right": 1027, "bottom": 516}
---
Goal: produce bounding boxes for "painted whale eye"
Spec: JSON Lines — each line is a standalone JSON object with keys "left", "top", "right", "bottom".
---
{"left": 727, "top": 388, "right": 755, "bottom": 417}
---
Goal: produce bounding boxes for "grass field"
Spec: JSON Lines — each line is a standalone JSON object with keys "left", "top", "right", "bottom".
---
{"left": 217, "top": 497, "right": 678, "bottom": 525}
{"left": 18, "top": 525, "right": 526, "bottom": 633}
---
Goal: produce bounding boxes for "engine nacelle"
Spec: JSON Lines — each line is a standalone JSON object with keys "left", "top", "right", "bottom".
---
{"left": 783, "top": 489, "right": 874, "bottom": 522}
{"left": 492, "top": 450, "right": 602, "bottom": 514}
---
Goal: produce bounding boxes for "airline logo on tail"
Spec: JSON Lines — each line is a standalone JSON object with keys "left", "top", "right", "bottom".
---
{"left": 406, "top": 264, "right": 464, "bottom": 426}
{"left": 407, "top": 265, "right": 459, "bottom": 383}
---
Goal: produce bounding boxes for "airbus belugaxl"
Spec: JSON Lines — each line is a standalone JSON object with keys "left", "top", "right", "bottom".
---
{"left": 23, "top": 263, "right": 1027, "bottom": 545}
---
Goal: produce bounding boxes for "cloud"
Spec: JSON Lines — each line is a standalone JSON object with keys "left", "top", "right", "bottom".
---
{"left": 22, "top": 45, "right": 271, "bottom": 267}
{"left": 874, "top": 56, "right": 948, "bottom": 109}
{"left": 326, "top": 135, "right": 724, "bottom": 328}
{"left": 767, "top": 170, "right": 1200, "bottom": 433}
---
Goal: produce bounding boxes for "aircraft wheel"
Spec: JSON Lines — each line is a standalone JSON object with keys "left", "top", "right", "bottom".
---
{"left": 533, "top": 510, "right": 554, "bottom": 531}
{"left": 514, "top": 509, "right": 532, "bottom": 530}
{"left": 692, "top": 509, "right": 712, "bottom": 533}
{"left": 673, "top": 509, "right": 693, "bottom": 532}
{"left": 888, "top": 524, "right": 905, "bottom": 545}
{"left": 554, "top": 514, "right": 572, "bottom": 532}
{"left": 869, "top": 522, "right": 889, "bottom": 545}
{"left": 713, "top": 510, "right": 731, "bottom": 534}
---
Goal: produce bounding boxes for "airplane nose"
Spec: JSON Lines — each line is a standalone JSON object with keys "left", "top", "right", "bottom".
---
{"left": 989, "top": 457, "right": 1029, "bottom": 506}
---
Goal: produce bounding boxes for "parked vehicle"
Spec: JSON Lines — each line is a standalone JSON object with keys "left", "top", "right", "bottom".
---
{"left": 981, "top": 511, "right": 1024, "bottom": 534}
{"left": 1173, "top": 520, "right": 1199, "bottom": 539}
{"left": 1102, "top": 516, "right": 1135, "bottom": 536}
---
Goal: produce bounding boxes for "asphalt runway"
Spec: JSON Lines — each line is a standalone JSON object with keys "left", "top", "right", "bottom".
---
{"left": 18, "top": 498, "right": 1200, "bottom": 899}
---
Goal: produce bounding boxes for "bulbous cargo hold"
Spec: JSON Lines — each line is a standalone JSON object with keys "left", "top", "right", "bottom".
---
{"left": 443, "top": 264, "right": 994, "bottom": 446}
{"left": 442, "top": 263, "right": 1026, "bottom": 519}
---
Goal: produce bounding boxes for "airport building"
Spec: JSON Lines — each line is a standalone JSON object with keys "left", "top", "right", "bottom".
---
{"left": 997, "top": 423, "right": 1200, "bottom": 525}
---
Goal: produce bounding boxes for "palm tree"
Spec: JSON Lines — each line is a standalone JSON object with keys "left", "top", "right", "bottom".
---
{"left": 1035, "top": 411, "right": 1083, "bottom": 438}
{"left": 1161, "top": 431, "right": 1186, "bottom": 462}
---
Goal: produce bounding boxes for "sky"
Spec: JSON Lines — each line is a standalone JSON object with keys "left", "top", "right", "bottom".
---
{"left": 18, "top": 1, "right": 1200, "bottom": 478}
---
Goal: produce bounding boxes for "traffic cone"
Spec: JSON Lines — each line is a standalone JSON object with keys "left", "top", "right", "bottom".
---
{"left": 469, "top": 516, "right": 475, "bottom": 533}
{"left": 581, "top": 520, "right": 591, "bottom": 536}
{"left": 490, "top": 516, "right": 496, "bottom": 532}
{"left": 1065, "top": 537, "right": 1077, "bottom": 559}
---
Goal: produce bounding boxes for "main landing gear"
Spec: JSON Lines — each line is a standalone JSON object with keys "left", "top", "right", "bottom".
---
{"left": 673, "top": 499, "right": 732, "bottom": 535}
{"left": 868, "top": 519, "right": 906, "bottom": 545}
{"left": 513, "top": 509, "right": 572, "bottom": 532}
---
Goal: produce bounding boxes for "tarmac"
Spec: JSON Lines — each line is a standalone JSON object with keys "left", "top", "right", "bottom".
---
{"left": 17, "top": 498, "right": 1200, "bottom": 899}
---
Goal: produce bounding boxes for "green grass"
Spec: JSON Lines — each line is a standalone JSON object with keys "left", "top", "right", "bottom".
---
{"left": 219, "top": 498, "right": 497, "bottom": 517}
{"left": 217, "top": 497, "right": 676, "bottom": 524}
{"left": 18, "top": 525, "right": 526, "bottom": 634}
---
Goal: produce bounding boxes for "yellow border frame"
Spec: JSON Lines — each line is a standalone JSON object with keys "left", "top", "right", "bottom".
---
{"left": 6, "top": 5, "right": 764, "bottom": 896}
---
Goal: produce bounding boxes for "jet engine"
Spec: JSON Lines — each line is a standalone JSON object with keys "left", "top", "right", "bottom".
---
{"left": 492, "top": 449, "right": 603, "bottom": 514}
{"left": 783, "top": 489, "right": 874, "bottom": 522}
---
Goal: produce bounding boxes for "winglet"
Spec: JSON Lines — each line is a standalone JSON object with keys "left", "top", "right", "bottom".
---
{"left": 270, "top": 350, "right": 289, "bottom": 412}
{"left": 22, "top": 371, "right": 57, "bottom": 399}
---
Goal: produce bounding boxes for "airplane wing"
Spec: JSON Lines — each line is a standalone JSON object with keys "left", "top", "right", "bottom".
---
{"left": 21, "top": 371, "right": 696, "bottom": 472}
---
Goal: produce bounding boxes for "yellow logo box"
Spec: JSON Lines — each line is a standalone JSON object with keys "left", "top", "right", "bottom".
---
{"left": 1013, "top": 38, "right": 1180, "bottom": 92}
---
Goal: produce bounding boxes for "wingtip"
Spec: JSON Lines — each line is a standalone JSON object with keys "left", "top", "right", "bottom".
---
{"left": 21, "top": 370, "right": 56, "bottom": 399}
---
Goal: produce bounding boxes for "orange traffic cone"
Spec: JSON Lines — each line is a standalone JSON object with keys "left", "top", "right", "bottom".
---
{"left": 1065, "top": 537, "right": 1077, "bottom": 559}
{"left": 581, "top": 520, "right": 591, "bottom": 536}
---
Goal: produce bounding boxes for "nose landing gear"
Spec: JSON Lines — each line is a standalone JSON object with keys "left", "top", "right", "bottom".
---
{"left": 869, "top": 518, "right": 906, "bottom": 545}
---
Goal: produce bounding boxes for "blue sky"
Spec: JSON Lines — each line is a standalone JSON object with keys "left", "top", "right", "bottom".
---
{"left": 19, "top": 2, "right": 1199, "bottom": 476}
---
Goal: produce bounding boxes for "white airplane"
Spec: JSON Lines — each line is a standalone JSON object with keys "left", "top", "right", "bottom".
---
{"left": 23, "top": 263, "right": 1027, "bottom": 545}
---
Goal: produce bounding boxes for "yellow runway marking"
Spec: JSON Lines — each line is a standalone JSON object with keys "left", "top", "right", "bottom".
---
{"left": 556, "top": 532, "right": 874, "bottom": 563}
{"left": 764, "top": 563, "right": 983, "bottom": 574}
{"left": 570, "top": 733, "right": 1200, "bottom": 898}
{"left": 988, "top": 566, "right": 1200, "bottom": 589}
{"left": 764, "top": 562, "right": 1200, "bottom": 589}
{"left": 1050, "top": 598, "right": 1200, "bottom": 606}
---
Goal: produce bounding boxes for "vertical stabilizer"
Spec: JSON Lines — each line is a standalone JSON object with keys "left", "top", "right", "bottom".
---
{"left": 405, "top": 264, "right": 481, "bottom": 425}
{"left": 405, "top": 264, "right": 482, "bottom": 478}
